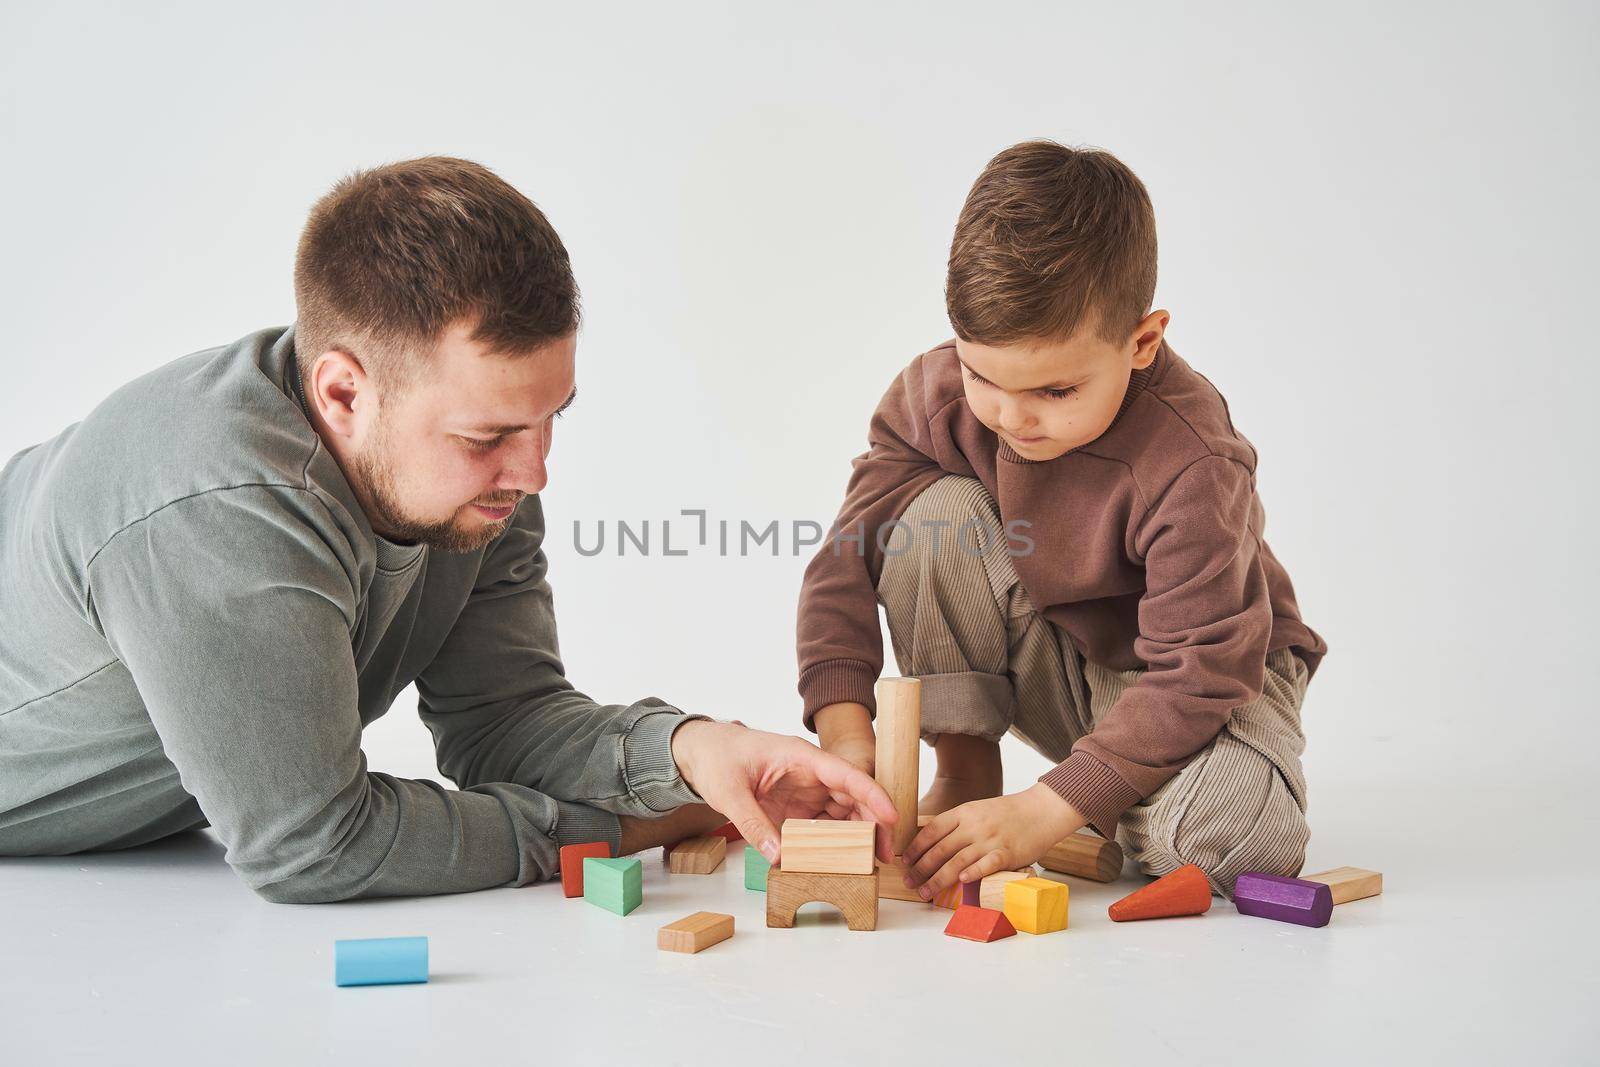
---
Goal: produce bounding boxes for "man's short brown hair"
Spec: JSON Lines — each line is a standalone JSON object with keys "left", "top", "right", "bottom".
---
{"left": 293, "top": 155, "right": 580, "bottom": 390}
{"left": 946, "top": 141, "right": 1157, "bottom": 346}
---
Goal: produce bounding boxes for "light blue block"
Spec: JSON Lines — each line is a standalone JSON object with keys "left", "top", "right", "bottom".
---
{"left": 334, "top": 936, "right": 429, "bottom": 987}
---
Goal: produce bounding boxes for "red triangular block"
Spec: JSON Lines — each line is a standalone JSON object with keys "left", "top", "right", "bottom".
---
{"left": 1108, "top": 863, "right": 1213, "bottom": 921}
{"left": 944, "top": 904, "right": 1016, "bottom": 943}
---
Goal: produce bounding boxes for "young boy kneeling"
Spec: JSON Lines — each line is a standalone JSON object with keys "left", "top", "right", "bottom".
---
{"left": 797, "top": 141, "right": 1328, "bottom": 901}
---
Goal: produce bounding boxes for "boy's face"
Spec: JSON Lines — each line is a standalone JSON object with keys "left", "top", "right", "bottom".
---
{"left": 955, "top": 309, "right": 1169, "bottom": 462}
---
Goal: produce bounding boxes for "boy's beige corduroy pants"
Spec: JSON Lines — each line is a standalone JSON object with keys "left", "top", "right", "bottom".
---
{"left": 876, "top": 475, "right": 1312, "bottom": 897}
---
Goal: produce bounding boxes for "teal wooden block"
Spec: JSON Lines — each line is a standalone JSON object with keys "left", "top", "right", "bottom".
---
{"left": 334, "top": 936, "right": 429, "bottom": 987}
{"left": 744, "top": 845, "right": 770, "bottom": 891}
{"left": 583, "top": 856, "right": 642, "bottom": 915}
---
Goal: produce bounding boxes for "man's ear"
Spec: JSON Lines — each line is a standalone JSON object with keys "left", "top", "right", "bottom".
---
{"left": 308, "top": 349, "right": 372, "bottom": 439}
{"left": 1130, "top": 309, "right": 1170, "bottom": 370}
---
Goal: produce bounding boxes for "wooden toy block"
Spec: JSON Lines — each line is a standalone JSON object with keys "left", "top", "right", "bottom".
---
{"left": 1003, "top": 876, "right": 1069, "bottom": 934}
{"left": 583, "top": 856, "right": 642, "bottom": 916}
{"left": 944, "top": 905, "right": 1015, "bottom": 943}
{"left": 334, "top": 936, "right": 429, "bottom": 987}
{"left": 657, "top": 911, "right": 735, "bottom": 954}
{"left": 876, "top": 859, "right": 924, "bottom": 903}
{"left": 1108, "top": 863, "right": 1213, "bottom": 921}
{"left": 559, "top": 841, "right": 612, "bottom": 898}
{"left": 710, "top": 821, "right": 743, "bottom": 845}
{"left": 744, "top": 845, "right": 770, "bottom": 891}
{"left": 979, "top": 869, "right": 1036, "bottom": 911}
{"left": 779, "top": 819, "right": 875, "bottom": 875}
{"left": 875, "top": 677, "right": 921, "bottom": 857}
{"left": 930, "top": 881, "right": 964, "bottom": 910}
{"left": 1232, "top": 872, "right": 1332, "bottom": 928}
{"left": 668, "top": 835, "right": 727, "bottom": 875}
{"left": 766, "top": 868, "right": 878, "bottom": 931}
{"left": 1302, "top": 866, "right": 1383, "bottom": 905}
{"left": 1039, "top": 831, "right": 1124, "bottom": 882}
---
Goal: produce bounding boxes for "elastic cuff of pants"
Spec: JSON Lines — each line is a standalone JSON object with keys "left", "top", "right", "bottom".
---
{"left": 624, "top": 710, "right": 708, "bottom": 811}
{"left": 553, "top": 801, "right": 623, "bottom": 857}
{"left": 917, "top": 671, "right": 1014, "bottom": 743}
{"left": 1038, "top": 751, "right": 1143, "bottom": 841}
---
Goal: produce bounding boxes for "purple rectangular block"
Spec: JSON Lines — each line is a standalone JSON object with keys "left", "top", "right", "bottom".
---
{"left": 1233, "top": 872, "right": 1333, "bottom": 927}
{"left": 961, "top": 880, "right": 982, "bottom": 907}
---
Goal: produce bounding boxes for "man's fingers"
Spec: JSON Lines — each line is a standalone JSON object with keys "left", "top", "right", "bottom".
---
{"left": 822, "top": 798, "right": 853, "bottom": 820}
{"left": 798, "top": 745, "right": 898, "bottom": 826}
{"left": 724, "top": 794, "right": 781, "bottom": 863}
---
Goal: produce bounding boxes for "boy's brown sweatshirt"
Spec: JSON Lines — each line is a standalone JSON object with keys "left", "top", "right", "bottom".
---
{"left": 796, "top": 338, "right": 1327, "bottom": 838}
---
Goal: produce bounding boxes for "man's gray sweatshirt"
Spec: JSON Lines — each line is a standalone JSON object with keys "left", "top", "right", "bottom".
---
{"left": 0, "top": 326, "right": 702, "bottom": 902}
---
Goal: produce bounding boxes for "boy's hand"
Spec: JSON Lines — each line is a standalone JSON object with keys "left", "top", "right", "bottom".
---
{"left": 900, "top": 783, "right": 1087, "bottom": 901}
{"left": 670, "top": 720, "right": 898, "bottom": 865}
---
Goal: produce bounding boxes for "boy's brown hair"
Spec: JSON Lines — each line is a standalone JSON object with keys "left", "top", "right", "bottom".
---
{"left": 293, "top": 156, "right": 580, "bottom": 391}
{"left": 946, "top": 141, "right": 1157, "bottom": 346}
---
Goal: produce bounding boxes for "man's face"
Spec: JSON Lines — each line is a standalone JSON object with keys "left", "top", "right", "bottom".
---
{"left": 351, "top": 323, "right": 577, "bottom": 553}
{"left": 955, "top": 314, "right": 1162, "bottom": 462}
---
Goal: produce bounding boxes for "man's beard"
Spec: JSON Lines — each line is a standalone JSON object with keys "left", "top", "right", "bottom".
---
{"left": 351, "top": 420, "right": 517, "bottom": 554}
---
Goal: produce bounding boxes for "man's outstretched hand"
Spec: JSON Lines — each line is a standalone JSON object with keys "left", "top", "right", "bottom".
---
{"left": 669, "top": 720, "right": 899, "bottom": 864}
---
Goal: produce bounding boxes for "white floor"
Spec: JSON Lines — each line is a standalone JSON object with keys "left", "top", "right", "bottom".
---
{"left": 2, "top": 779, "right": 1592, "bottom": 1066}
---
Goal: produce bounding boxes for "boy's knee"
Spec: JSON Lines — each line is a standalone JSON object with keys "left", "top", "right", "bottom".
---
{"left": 898, "top": 475, "right": 996, "bottom": 532}
{"left": 1130, "top": 754, "right": 1309, "bottom": 897}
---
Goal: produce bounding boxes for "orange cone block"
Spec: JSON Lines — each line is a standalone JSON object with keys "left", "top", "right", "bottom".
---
{"left": 1108, "top": 863, "right": 1213, "bottom": 921}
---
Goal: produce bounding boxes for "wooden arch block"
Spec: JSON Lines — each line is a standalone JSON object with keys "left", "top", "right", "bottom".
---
{"left": 765, "top": 868, "right": 878, "bottom": 931}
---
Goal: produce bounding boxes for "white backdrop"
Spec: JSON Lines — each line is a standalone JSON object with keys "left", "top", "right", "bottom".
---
{"left": 3, "top": 0, "right": 1594, "bottom": 803}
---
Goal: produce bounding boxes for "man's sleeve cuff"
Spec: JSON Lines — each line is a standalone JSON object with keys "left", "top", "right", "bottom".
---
{"left": 622, "top": 710, "right": 707, "bottom": 812}
{"left": 1038, "top": 751, "right": 1143, "bottom": 841}
{"left": 799, "top": 659, "right": 880, "bottom": 730}
{"left": 552, "top": 801, "right": 623, "bottom": 856}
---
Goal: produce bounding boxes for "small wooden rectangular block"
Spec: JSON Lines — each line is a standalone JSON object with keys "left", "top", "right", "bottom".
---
{"left": 779, "top": 819, "right": 875, "bottom": 875}
{"left": 667, "top": 835, "right": 726, "bottom": 875}
{"left": 1039, "top": 831, "right": 1124, "bottom": 883}
{"left": 658, "top": 911, "right": 735, "bottom": 954}
{"left": 1302, "top": 866, "right": 1382, "bottom": 905}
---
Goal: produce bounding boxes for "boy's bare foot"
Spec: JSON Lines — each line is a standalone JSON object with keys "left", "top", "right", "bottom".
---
{"left": 918, "top": 773, "right": 1003, "bottom": 816}
{"left": 916, "top": 733, "right": 1004, "bottom": 816}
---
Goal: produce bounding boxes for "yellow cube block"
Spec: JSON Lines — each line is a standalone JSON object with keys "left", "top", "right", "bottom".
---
{"left": 1003, "top": 876, "right": 1069, "bottom": 934}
